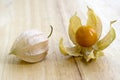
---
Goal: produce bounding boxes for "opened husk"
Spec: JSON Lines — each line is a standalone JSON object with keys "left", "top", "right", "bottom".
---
{"left": 59, "top": 7, "right": 116, "bottom": 62}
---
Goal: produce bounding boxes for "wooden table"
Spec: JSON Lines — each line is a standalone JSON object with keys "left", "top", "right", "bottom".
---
{"left": 0, "top": 0, "right": 120, "bottom": 80}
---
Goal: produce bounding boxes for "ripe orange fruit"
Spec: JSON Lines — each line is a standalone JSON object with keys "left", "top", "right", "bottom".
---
{"left": 75, "top": 26, "right": 98, "bottom": 47}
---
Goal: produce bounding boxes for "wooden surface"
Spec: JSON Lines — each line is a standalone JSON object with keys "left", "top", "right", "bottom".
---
{"left": 0, "top": 0, "right": 120, "bottom": 80}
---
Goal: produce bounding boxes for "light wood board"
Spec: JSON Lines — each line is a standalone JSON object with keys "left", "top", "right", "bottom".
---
{"left": 0, "top": 0, "right": 120, "bottom": 80}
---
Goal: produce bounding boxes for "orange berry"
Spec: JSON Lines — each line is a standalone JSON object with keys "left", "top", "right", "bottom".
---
{"left": 75, "top": 26, "right": 98, "bottom": 47}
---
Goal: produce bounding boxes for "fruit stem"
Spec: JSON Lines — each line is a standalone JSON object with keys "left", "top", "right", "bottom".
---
{"left": 110, "top": 20, "right": 117, "bottom": 26}
{"left": 48, "top": 25, "right": 53, "bottom": 38}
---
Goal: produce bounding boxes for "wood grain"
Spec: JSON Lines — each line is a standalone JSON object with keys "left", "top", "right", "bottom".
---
{"left": 0, "top": 0, "right": 120, "bottom": 80}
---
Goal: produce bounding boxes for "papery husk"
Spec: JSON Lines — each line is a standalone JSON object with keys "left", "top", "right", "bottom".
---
{"left": 87, "top": 7, "right": 102, "bottom": 39}
{"left": 97, "top": 21, "right": 116, "bottom": 50}
{"left": 68, "top": 13, "right": 82, "bottom": 45}
{"left": 59, "top": 38, "right": 82, "bottom": 56}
